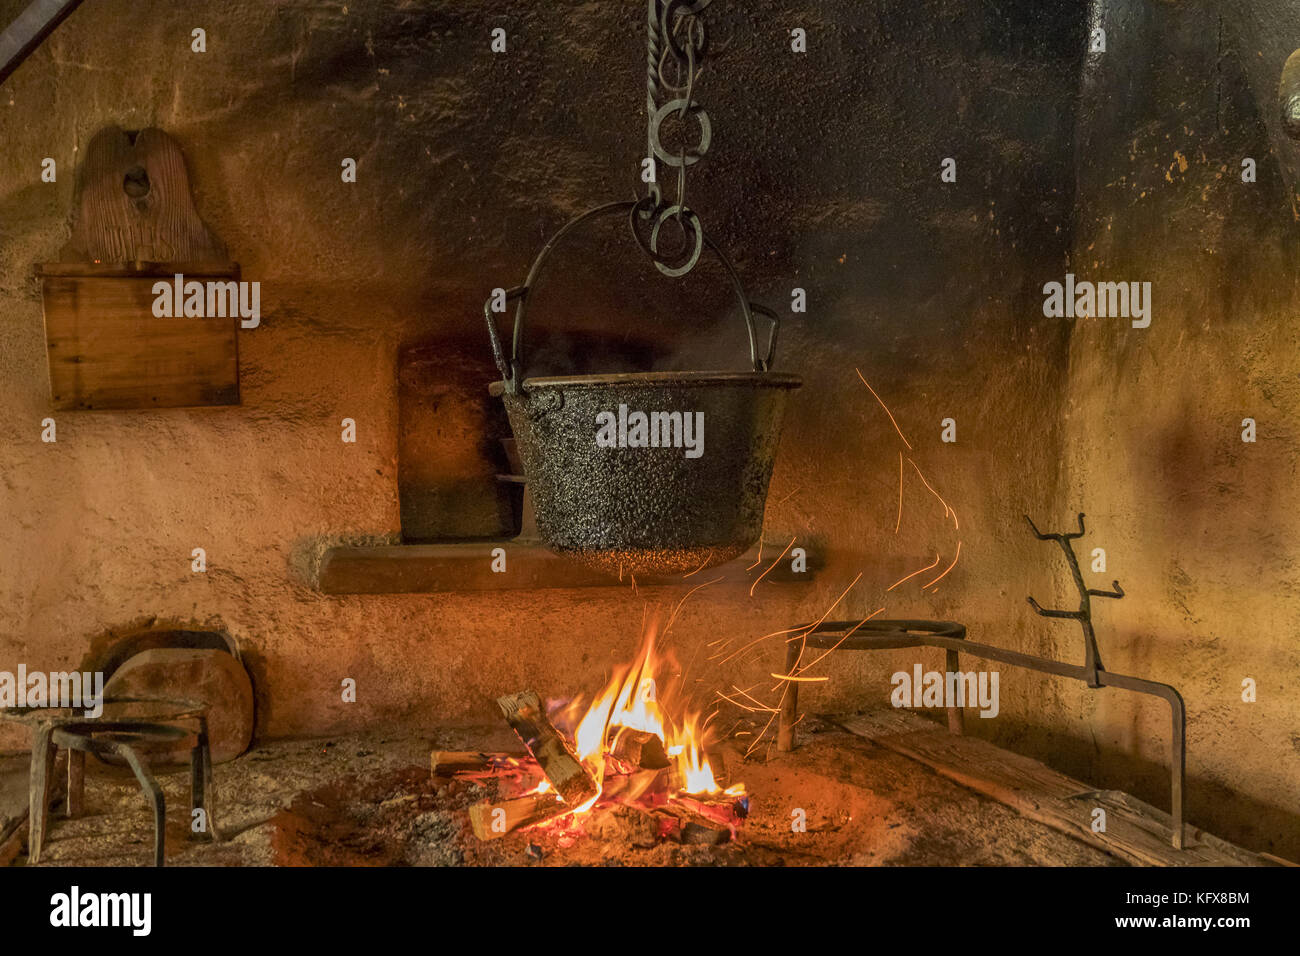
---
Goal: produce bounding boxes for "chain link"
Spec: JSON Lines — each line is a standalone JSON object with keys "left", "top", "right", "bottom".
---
{"left": 635, "top": 0, "right": 716, "bottom": 277}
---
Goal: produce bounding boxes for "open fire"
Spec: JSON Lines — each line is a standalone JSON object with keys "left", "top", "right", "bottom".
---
{"left": 433, "top": 624, "right": 749, "bottom": 847}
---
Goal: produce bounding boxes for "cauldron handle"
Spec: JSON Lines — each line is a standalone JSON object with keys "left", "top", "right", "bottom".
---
{"left": 484, "top": 200, "right": 777, "bottom": 395}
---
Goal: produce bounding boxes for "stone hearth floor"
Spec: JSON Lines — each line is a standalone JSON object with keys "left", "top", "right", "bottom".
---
{"left": 3, "top": 718, "right": 1129, "bottom": 867}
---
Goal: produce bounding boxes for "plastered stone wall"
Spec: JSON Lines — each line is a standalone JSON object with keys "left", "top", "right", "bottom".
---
{"left": 1049, "top": 0, "right": 1300, "bottom": 859}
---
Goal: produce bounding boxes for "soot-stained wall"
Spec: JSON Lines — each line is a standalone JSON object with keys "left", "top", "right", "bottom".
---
{"left": 1055, "top": 0, "right": 1300, "bottom": 860}
{"left": 1, "top": 1, "right": 1292, "bottom": 856}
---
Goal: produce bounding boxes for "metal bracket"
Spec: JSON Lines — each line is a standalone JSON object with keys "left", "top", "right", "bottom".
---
{"left": 1025, "top": 512, "right": 1123, "bottom": 689}
{"left": 0, "top": 0, "right": 85, "bottom": 88}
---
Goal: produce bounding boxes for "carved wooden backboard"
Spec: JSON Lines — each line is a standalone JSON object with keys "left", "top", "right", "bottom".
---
{"left": 37, "top": 127, "right": 241, "bottom": 410}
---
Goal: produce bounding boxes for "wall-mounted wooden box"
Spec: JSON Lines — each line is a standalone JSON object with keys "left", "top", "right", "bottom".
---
{"left": 37, "top": 262, "right": 241, "bottom": 410}
{"left": 37, "top": 125, "right": 242, "bottom": 411}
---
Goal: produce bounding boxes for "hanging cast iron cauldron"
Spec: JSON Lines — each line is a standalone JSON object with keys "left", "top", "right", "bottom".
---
{"left": 485, "top": 201, "right": 801, "bottom": 576}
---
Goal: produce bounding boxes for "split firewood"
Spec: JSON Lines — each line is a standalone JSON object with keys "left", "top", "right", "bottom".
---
{"left": 705, "top": 748, "right": 728, "bottom": 787}
{"left": 601, "top": 767, "right": 670, "bottom": 804}
{"left": 430, "top": 750, "right": 531, "bottom": 778}
{"left": 497, "top": 690, "right": 598, "bottom": 807}
{"left": 468, "top": 793, "right": 569, "bottom": 841}
{"left": 674, "top": 792, "right": 747, "bottom": 828}
{"left": 657, "top": 751, "right": 727, "bottom": 793}
{"left": 654, "top": 802, "right": 732, "bottom": 846}
{"left": 609, "top": 729, "right": 670, "bottom": 770}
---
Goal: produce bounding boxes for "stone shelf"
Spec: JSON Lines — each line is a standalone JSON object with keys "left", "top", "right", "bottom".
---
{"left": 317, "top": 539, "right": 817, "bottom": 594}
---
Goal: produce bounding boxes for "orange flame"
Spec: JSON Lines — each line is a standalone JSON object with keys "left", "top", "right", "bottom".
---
{"left": 562, "top": 623, "right": 733, "bottom": 807}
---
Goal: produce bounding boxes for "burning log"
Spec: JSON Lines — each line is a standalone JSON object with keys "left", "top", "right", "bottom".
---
{"left": 705, "top": 748, "right": 728, "bottom": 787}
{"left": 675, "top": 792, "right": 748, "bottom": 827}
{"left": 468, "top": 792, "right": 568, "bottom": 841}
{"left": 609, "top": 728, "right": 670, "bottom": 770}
{"left": 587, "top": 804, "right": 661, "bottom": 848}
{"left": 601, "top": 767, "right": 670, "bottom": 805}
{"left": 497, "top": 690, "right": 598, "bottom": 807}
{"left": 430, "top": 750, "right": 530, "bottom": 778}
{"left": 654, "top": 801, "right": 733, "bottom": 845}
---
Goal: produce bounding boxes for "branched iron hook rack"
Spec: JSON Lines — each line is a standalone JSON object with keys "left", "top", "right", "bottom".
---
{"left": 1024, "top": 512, "right": 1124, "bottom": 689}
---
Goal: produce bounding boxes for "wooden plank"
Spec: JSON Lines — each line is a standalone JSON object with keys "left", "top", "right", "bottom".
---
{"left": 397, "top": 343, "right": 520, "bottom": 541}
{"left": 37, "top": 261, "right": 239, "bottom": 278}
{"left": 321, "top": 542, "right": 614, "bottom": 593}
{"left": 836, "top": 712, "right": 1270, "bottom": 867}
{"left": 832, "top": 708, "right": 938, "bottom": 739}
{"left": 318, "top": 541, "right": 818, "bottom": 594}
{"left": 496, "top": 691, "right": 598, "bottom": 807}
{"left": 41, "top": 275, "right": 240, "bottom": 410}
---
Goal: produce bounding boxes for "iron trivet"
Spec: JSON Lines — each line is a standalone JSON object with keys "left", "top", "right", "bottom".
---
{"left": 776, "top": 513, "right": 1188, "bottom": 849}
{"left": 2, "top": 696, "right": 222, "bottom": 866}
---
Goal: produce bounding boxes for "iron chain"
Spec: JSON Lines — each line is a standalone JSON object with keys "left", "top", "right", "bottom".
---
{"left": 636, "top": 0, "right": 716, "bottom": 277}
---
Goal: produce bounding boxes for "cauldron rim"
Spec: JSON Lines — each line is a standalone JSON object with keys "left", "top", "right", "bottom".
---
{"left": 489, "top": 370, "right": 802, "bottom": 396}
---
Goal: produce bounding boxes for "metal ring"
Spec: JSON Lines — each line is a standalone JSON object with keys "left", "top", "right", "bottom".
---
{"left": 629, "top": 198, "right": 702, "bottom": 276}
{"left": 649, "top": 205, "right": 704, "bottom": 277}
{"left": 662, "top": 0, "right": 708, "bottom": 63}
{"left": 651, "top": 99, "right": 711, "bottom": 167}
